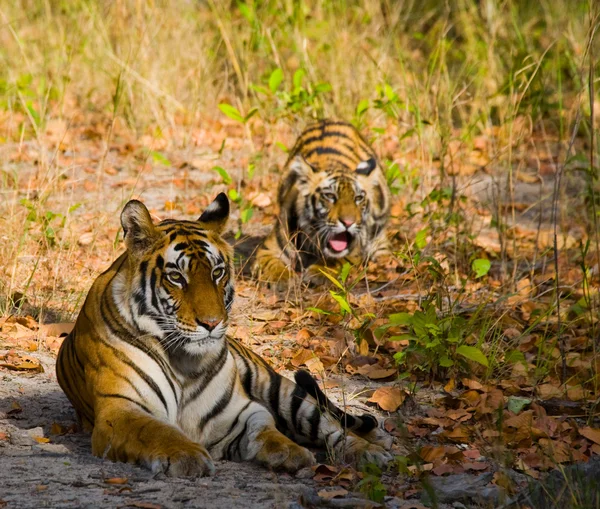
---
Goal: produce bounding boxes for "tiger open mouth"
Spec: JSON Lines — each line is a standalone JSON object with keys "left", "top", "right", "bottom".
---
{"left": 328, "top": 232, "right": 351, "bottom": 253}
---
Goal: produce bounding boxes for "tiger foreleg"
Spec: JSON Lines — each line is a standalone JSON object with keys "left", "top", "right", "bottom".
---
{"left": 253, "top": 231, "right": 296, "bottom": 284}
{"left": 92, "top": 402, "right": 214, "bottom": 477}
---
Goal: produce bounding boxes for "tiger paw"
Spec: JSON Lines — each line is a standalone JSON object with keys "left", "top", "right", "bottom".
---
{"left": 253, "top": 258, "right": 296, "bottom": 286}
{"left": 339, "top": 436, "right": 393, "bottom": 469}
{"left": 147, "top": 443, "right": 215, "bottom": 478}
{"left": 254, "top": 429, "right": 315, "bottom": 472}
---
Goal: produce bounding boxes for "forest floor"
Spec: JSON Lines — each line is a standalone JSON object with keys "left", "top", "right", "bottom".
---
{"left": 0, "top": 110, "right": 599, "bottom": 509}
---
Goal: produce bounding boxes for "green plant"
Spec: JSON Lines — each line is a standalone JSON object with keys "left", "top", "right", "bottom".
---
{"left": 252, "top": 67, "right": 332, "bottom": 121}
{"left": 211, "top": 166, "right": 254, "bottom": 239}
{"left": 20, "top": 199, "right": 81, "bottom": 248}
{"left": 356, "top": 463, "right": 387, "bottom": 503}
{"left": 380, "top": 301, "right": 489, "bottom": 381}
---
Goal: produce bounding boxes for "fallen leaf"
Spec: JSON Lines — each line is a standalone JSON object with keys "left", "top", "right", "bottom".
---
{"left": 463, "top": 462, "right": 488, "bottom": 471}
{"left": 318, "top": 488, "right": 348, "bottom": 500}
{"left": 291, "top": 348, "right": 316, "bottom": 368}
{"left": 312, "top": 464, "right": 338, "bottom": 483}
{"left": 304, "top": 356, "right": 325, "bottom": 375}
{"left": 104, "top": 477, "right": 129, "bottom": 485}
{"left": 34, "top": 437, "right": 50, "bottom": 444}
{"left": 368, "top": 387, "right": 405, "bottom": 412}
{"left": 0, "top": 432, "right": 9, "bottom": 441}
{"left": 537, "top": 384, "right": 563, "bottom": 400}
{"left": 580, "top": 427, "right": 600, "bottom": 445}
{"left": 356, "top": 365, "right": 397, "bottom": 380}
{"left": 419, "top": 446, "right": 446, "bottom": 462}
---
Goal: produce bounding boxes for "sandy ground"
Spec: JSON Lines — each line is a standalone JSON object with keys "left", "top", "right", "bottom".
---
{"left": 0, "top": 349, "right": 325, "bottom": 509}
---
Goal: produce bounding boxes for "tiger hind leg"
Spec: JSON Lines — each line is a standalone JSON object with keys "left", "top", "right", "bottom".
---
{"left": 232, "top": 346, "right": 392, "bottom": 468}
{"left": 206, "top": 397, "right": 315, "bottom": 472}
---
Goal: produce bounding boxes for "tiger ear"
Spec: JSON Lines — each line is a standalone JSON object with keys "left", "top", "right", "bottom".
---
{"left": 198, "top": 192, "right": 229, "bottom": 234}
{"left": 355, "top": 157, "right": 377, "bottom": 176}
{"left": 289, "top": 155, "right": 317, "bottom": 176}
{"left": 121, "top": 200, "right": 161, "bottom": 256}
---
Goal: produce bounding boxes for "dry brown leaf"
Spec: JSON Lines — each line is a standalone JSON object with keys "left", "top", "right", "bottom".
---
{"left": 304, "top": 356, "right": 325, "bottom": 375}
{"left": 317, "top": 488, "right": 348, "bottom": 500}
{"left": 419, "top": 446, "right": 446, "bottom": 462}
{"left": 462, "top": 379, "right": 484, "bottom": 391}
{"left": 290, "top": 348, "right": 315, "bottom": 368}
{"left": 104, "top": 477, "right": 129, "bottom": 485}
{"left": 444, "top": 377, "right": 456, "bottom": 393}
{"left": 580, "top": 427, "right": 600, "bottom": 445}
{"left": 356, "top": 365, "right": 397, "bottom": 380}
{"left": 368, "top": 387, "right": 405, "bottom": 412}
{"left": 537, "top": 384, "right": 563, "bottom": 400}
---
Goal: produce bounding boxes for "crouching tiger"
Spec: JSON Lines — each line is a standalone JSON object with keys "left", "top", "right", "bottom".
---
{"left": 254, "top": 120, "right": 392, "bottom": 283}
{"left": 56, "top": 193, "right": 392, "bottom": 476}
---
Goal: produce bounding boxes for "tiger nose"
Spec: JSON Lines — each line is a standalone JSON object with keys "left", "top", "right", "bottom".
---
{"left": 196, "top": 318, "right": 221, "bottom": 331}
{"left": 341, "top": 218, "right": 355, "bottom": 228}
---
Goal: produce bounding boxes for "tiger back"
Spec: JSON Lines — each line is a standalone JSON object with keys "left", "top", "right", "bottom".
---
{"left": 254, "top": 120, "right": 392, "bottom": 283}
{"left": 56, "top": 193, "right": 391, "bottom": 477}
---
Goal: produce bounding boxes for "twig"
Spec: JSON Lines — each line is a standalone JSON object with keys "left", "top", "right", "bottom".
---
{"left": 552, "top": 108, "right": 582, "bottom": 384}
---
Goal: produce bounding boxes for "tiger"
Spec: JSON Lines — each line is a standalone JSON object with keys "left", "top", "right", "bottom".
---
{"left": 56, "top": 193, "right": 392, "bottom": 477}
{"left": 253, "top": 119, "right": 392, "bottom": 283}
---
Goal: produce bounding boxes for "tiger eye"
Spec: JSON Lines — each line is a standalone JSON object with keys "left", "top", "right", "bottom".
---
{"left": 168, "top": 272, "right": 185, "bottom": 285}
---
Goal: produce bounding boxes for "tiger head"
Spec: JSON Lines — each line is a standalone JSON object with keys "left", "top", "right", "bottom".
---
{"left": 289, "top": 155, "right": 379, "bottom": 259}
{"left": 118, "top": 193, "right": 234, "bottom": 356}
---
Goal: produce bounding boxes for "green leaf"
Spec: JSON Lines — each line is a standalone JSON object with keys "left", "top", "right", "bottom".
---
{"left": 330, "top": 291, "right": 352, "bottom": 315}
{"left": 507, "top": 396, "right": 531, "bottom": 414}
{"left": 307, "top": 306, "right": 333, "bottom": 316}
{"left": 212, "top": 166, "right": 232, "bottom": 185}
{"left": 356, "top": 99, "right": 369, "bottom": 116}
{"left": 456, "top": 345, "right": 489, "bottom": 367}
{"left": 243, "top": 107, "right": 259, "bottom": 123}
{"left": 228, "top": 188, "right": 240, "bottom": 202}
{"left": 318, "top": 269, "right": 344, "bottom": 290}
{"left": 314, "top": 82, "right": 332, "bottom": 93}
{"left": 415, "top": 228, "right": 428, "bottom": 250}
{"left": 275, "top": 141, "right": 288, "bottom": 153}
{"left": 340, "top": 262, "right": 351, "bottom": 284}
{"left": 505, "top": 349, "right": 526, "bottom": 365}
{"left": 237, "top": 2, "right": 254, "bottom": 23}
{"left": 388, "top": 312, "right": 412, "bottom": 325}
{"left": 151, "top": 151, "right": 171, "bottom": 166}
{"left": 439, "top": 355, "right": 454, "bottom": 367}
{"left": 218, "top": 103, "right": 244, "bottom": 123}
{"left": 472, "top": 258, "right": 491, "bottom": 278}
{"left": 268, "top": 68, "right": 284, "bottom": 93}
{"left": 240, "top": 207, "right": 253, "bottom": 223}
{"left": 293, "top": 69, "right": 305, "bottom": 89}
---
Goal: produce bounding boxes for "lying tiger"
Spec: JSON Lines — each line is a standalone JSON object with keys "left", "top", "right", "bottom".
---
{"left": 56, "top": 193, "right": 391, "bottom": 476}
{"left": 254, "top": 120, "right": 392, "bottom": 283}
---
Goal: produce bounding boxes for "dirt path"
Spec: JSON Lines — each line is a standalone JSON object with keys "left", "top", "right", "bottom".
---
{"left": 0, "top": 350, "right": 319, "bottom": 509}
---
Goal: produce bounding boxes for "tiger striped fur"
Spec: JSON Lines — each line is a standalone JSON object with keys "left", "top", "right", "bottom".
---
{"left": 56, "top": 193, "right": 391, "bottom": 476}
{"left": 254, "top": 120, "right": 391, "bottom": 283}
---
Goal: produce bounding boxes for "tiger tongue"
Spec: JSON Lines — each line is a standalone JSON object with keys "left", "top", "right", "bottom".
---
{"left": 328, "top": 232, "right": 349, "bottom": 252}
